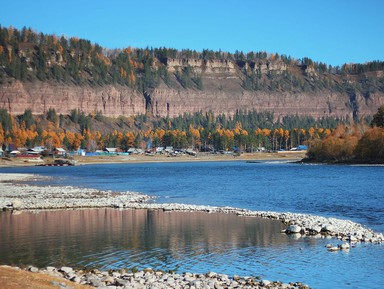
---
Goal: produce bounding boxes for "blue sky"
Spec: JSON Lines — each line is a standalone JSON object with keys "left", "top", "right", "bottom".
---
{"left": 1, "top": 0, "right": 383, "bottom": 66}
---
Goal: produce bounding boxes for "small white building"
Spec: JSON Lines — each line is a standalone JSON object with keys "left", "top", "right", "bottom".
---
{"left": 54, "top": 148, "right": 66, "bottom": 156}
{"left": 10, "top": 150, "right": 21, "bottom": 156}
{"left": 104, "top": 148, "right": 118, "bottom": 154}
{"left": 156, "top": 147, "right": 164, "bottom": 153}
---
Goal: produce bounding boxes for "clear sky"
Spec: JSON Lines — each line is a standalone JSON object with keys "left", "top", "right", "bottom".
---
{"left": 1, "top": 0, "right": 383, "bottom": 66}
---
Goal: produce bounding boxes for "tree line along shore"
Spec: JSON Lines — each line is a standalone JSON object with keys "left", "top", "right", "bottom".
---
{"left": 1, "top": 105, "right": 384, "bottom": 165}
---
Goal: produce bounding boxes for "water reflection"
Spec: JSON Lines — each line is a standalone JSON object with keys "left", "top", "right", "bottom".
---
{"left": 0, "top": 208, "right": 287, "bottom": 270}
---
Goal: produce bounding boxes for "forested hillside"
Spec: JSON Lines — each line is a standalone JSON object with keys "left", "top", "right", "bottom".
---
{"left": 1, "top": 25, "right": 384, "bottom": 96}
{"left": 0, "top": 25, "right": 384, "bottom": 156}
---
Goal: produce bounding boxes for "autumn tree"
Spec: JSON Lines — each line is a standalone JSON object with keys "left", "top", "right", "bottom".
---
{"left": 189, "top": 125, "right": 201, "bottom": 150}
{"left": 354, "top": 127, "right": 384, "bottom": 163}
{"left": 0, "top": 124, "right": 4, "bottom": 146}
{"left": 307, "top": 124, "right": 360, "bottom": 162}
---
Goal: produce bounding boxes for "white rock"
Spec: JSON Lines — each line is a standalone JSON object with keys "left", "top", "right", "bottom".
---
{"left": 286, "top": 225, "right": 302, "bottom": 233}
{"left": 309, "top": 226, "right": 322, "bottom": 233}
{"left": 349, "top": 235, "right": 358, "bottom": 242}
{"left": 339, "top": 243, "right": 350, "bottom": 250}
{"left": 12, "top": 200, "right": 22, "bottom": 209}
{"left": 328, "top": 246, "right": 340, "bottom": 252}
{"left": 261, "top": 279, "right": 271, "bottom": 286}
{"left": 28, "top": 266, "right": 39, "bottom": 273}
{"left": 322, "top": 225, "right": 334, "bottom": 232}
{"left": 60, "top": 266, "right": 73, "bottom": 274}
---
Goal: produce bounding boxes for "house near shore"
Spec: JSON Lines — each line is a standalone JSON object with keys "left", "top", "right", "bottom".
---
{"left": 9, "top": 150, "right": 21, "bottom": 156}
{"left": 165, "top": 146, "right": 174, "bottom": 153}
{"left": 27, "top": 146, "right": 45, "bottom": 156}
{"left": 156, "top": 147, "right": 165, "bottom": 154}
{"left": 104, "top": 147, "right": 121, "bottom": 154}
{"left": 127, "top": 148, "right": 144, "bottom": 154}
{"left": 53, "top": 147, "right": 67, "bottom": 156}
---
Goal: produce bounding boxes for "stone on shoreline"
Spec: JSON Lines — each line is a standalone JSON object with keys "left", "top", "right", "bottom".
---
{"left": 10, "top": 265, "right": 313, "bottom": 289}
{"left": 286, "top": 225, "right": 303, "bottom": 234}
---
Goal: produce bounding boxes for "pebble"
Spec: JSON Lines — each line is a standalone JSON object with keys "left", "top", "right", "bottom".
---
{"left": 9, "top": 266, "right": 314, "bottom": 289}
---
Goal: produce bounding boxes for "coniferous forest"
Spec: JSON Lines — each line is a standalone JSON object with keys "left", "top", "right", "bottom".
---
{"left": 1, "top": 25, "right": 384, "bottom": 94}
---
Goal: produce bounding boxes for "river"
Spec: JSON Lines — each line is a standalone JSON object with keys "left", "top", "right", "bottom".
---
{"left": 0, "top": 161, "right": 383, "bottom": 288}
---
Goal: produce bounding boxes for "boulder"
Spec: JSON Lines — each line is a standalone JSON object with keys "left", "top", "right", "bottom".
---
{"left": 349, "top": 235, "right": 358, "bottom": 242}
{"left": 308, "top": 226, "right": 322, "bottom": 233}
{"left": 87, "top": 277, "right": 102, "bottom": 287}
{"left": 12, "top": 200, "right": 22, "bottom": 209}
{"left": 261, "top": 279, "right": 271, "bottom": 286}
{"left": 286, "top": 225, "right": 302, "bottom": 234}
{"left": 322, "top": 225, "right": 334, "bottom": 232}
{"left": 60, "top": 266, "right": 73, "bottom": 274}
{"left": 327, "top": 246, "right": 340, "bottom": 252}
{"left": 28, "top": 266, "right": 39, "bottom": 273}
{"left": 339, "top": 243, "right": 350, "bottom": 250}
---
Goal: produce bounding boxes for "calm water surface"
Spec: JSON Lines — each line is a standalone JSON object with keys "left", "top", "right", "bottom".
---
{"left": 1, "top": 161, "right": 383, "bottom": 289}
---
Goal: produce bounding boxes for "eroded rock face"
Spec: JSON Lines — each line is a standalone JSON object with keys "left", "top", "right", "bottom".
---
{"left": 0, "top": 79, "right": 383, "bottom": 119}
{"left": 0, "top": 81, "right": 146, "bottom": 117}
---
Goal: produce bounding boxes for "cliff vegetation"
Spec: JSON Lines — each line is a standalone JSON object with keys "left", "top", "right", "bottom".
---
{"left": 1, "top": 26, "right": 384, "bottom": 94}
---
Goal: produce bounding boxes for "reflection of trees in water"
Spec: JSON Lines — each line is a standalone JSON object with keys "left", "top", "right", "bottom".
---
{"left": 0, "top": 209, "right": 287, "bottom": 268}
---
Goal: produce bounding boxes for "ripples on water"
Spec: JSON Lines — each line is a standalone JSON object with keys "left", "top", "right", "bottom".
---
{"left": 1, "top": 162, "right": 384, "bottom": 289}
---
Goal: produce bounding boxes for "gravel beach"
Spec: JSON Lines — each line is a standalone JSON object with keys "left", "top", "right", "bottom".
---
{"left": 1, "top": 173, "right": 383, "bottom": 288}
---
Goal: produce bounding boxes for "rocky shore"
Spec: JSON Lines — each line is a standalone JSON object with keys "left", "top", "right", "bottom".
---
{"left": 1, "top": 173, "right": 382, "bottom": 245}
{"left": 1, "top": 173, "right": 383, "bottom": 288}
{"left": 0, "top": 173, "right": 152, "bottom": 210}
{"left": 1, "top": 265, "right": 310, "bottom": 289}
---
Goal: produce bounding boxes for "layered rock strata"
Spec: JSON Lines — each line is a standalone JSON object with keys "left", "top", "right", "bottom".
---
{"left": 1, "top": 79, "right": 382, "bottom": 119}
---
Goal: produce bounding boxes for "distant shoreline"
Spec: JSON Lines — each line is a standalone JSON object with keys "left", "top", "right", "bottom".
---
{"left": 0, "top": 151, "right": 307, "bottom": 167}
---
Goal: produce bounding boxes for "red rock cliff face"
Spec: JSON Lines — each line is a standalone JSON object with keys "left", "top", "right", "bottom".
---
{"left": 0, "top": 81, "right": 146, "bottom": 117}
{"left": 0, "top": 77, "right": 383, "bottom": 119}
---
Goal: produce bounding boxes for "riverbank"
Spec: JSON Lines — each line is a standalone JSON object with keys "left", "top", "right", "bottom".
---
{"left": 0, "top": 151, "right": 307, "bottom": 167}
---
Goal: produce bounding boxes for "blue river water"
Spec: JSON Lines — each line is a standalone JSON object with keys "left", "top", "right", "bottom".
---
{"left": 1, "top": 161, "right": 383, "bottom": 289}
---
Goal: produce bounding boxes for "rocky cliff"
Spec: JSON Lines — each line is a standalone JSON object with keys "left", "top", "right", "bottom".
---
{"left": 1, "top": 24, "right": 383, "bottom": 120}
{"left": 1, "top": 72, "right": 383, "bottom": 120}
